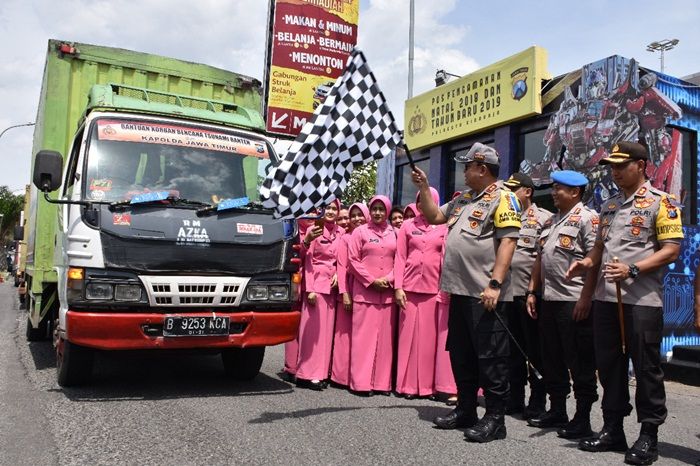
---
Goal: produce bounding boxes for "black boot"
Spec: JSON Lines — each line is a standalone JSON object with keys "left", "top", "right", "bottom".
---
{"left": 557, "top": 401, "right": 593, "bottom": 439}
{"left": 578, "top": 415, "right": 628, "bottom": 452}
{"left": 523, "top": 389, "right": 546, "bottom": 419}
{"left": 433, "top": 406, "right": 477, "bottom": 430}
{"left": 624, "top": 423, "right": 659, "bottom": 465}
{"left": 464, "top": 410, "right": 507, "bottom": 443}
{"left": 527, "top": 398, "right": 568, "bottom": 428}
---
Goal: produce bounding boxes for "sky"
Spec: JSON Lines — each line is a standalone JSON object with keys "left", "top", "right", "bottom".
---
{"left": 0, "top": 0, "right": 698, "bottom": 193}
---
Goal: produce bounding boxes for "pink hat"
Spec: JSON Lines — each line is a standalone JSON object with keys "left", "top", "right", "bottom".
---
{"left": 349, "top": 202, "right": 370, "bottom": 222}
{"left": 369, "top": 195, "right": 392, "bottom": 214}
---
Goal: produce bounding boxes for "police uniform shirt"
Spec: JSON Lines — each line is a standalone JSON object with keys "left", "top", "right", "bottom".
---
{"left": 594, "top": 181, "right": 684, "bottom": 307}
{"left": 511, "top": 204, "right": 553, "bottom": 297}
{"left": 439, "top": 181, "right": 522, "bottom": 300}
{"left": 539, "top": 201, "right": 598, "bottom": 302}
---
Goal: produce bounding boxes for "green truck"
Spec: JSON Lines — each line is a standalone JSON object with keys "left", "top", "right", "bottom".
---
{"left": 23, "top": 40, "right": 301, "bottom": 386}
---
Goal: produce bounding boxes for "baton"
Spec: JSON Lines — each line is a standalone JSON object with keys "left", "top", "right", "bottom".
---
{"left": 490, "top": 302, "right": 543, "bottom": 380}
{"left": 613, "top": 257, "right": 626, "bottom": 354}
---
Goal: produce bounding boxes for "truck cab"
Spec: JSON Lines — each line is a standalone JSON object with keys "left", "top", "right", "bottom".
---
{"left": 29, "top": 81, "right": 301, "bottom": 386}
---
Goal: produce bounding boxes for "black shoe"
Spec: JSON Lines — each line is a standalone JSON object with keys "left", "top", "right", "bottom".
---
{"left": 624, "top": 434, "right": 658, "bottom": 465}
{"left": 403, "top": 393, "right": 417, "bottom": 400}
{"left": 433, "top": 408, "right": 477, "bottom": 430}
{"left": 527, "top": 409, "right": 568, "bottom": 428}
{"left": 464, "top": 413, "right": 507, "bottom": 443}
{"left": 578, "top": 427, "right": 628, "bottom": 453}
{"left": 296, "top": 378, "right": 324, "bottom": 391}
{"left": 280, "top": 371, "right": 296, "bottom": 383}
{"left": 557, "top": 418, "right": 593, "bottom": 439}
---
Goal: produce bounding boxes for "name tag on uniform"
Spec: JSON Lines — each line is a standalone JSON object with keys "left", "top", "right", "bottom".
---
{"left": 411, "top": 231, "right": 424, "bottom": 236}
{"left": 369, "top": 238, "right": 380, "bottom": 243}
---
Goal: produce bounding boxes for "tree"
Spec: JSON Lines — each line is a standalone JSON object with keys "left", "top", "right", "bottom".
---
{"left": 0, "top": 186, "right": 24, "bottom": 246}
{"left": 342, "top": 162, "right": 377, "bottom": 205}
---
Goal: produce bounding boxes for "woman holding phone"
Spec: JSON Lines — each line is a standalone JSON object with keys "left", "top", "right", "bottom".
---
{"left": 295, "top": 200, "right": 344, "bottom": 390}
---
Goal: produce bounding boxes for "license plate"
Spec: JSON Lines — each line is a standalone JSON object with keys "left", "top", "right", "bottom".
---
{"left": 163, "top": 316, "right": 230, "bottom": 337}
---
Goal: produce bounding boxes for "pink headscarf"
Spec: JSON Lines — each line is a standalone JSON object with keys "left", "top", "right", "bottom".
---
{"left": 403, "top": 203, "right": 419, "bottom": 218}
{"left": 349, "top": 202, "right": 370, "bottom": 222}
{"left": 368, "top": 195, "right": 392, "bottom": 215}
{"left": 416, "top": 187, "right": 440, "bottom": 214}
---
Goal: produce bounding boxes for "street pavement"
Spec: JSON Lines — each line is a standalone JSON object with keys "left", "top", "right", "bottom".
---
{"left": 0, "top": 281, "right": 698, "bottom": 465}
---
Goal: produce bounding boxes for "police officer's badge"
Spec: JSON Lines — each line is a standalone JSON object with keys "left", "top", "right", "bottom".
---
{"left": 559, "top": 235, "right": 573, "bottom": 249}
{"left": 511, "top": 67, "right": 528, "bottom": 100}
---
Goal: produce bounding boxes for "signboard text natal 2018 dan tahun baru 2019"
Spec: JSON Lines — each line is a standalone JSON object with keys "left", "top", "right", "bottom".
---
{"left": 404, "top": 46, "right": 551, "bottom": 150}
{"left": 265, "top": 0, "right": 359, "bottom": 137}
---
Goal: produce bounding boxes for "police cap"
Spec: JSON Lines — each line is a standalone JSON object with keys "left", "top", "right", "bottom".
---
{"left": 551, "top": 170, "right": 588, "bottom": 187}
{"left": 454, "top": 142, "right": 500, "bottom": 167}
{"left": 504, "top": 172, "right": 534, "bottom": 190}
{"left": 599, "top": 141, "right": 649, "bottom": 165}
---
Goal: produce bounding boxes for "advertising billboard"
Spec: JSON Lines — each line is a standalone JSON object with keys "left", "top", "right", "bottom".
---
{"left": 264, "top": 0, "right": 360, "bottom": 137}
{"left": 404, "top": 46, "right": 550, "bottom": 150}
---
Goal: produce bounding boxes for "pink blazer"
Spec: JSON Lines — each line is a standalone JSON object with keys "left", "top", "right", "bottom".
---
{"left": 348, "top": 222, "right": 396, "bottom": 304}
{"left": 302, "top": 223, "right": 343, "bottom": 295}
{"left": 394, "top": 216, "right": 447, "bottom": 294}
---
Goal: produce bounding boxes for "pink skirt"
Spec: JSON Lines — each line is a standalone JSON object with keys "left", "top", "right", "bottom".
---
{"left": 295, "top": 292, "right": 336, "bottom": 381}
{"left": 349, "top": 301, "right": 395, "bottom": 392}
{"left": 330, "top": 298, "right": 352, "bottom": 386}
{"left": 395, "top": 292, "right": 439, "bottom": 396}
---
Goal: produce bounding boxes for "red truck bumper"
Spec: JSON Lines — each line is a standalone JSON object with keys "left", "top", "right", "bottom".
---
{"left": 65, "top": 309, "right": 300, "bottom": 350}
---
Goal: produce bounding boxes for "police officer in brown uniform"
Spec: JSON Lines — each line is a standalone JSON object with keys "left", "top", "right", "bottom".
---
{"left": 525, "top": 170, "right": 599, "bottom": 440}
{"left": 411, "top": 143, "right": 522, "bottom": 443}
{"left": 503, "top": 173, "right": 552, "bottom": 418}
{"left": 569, "top": 142, "right": 683, "bottom": 465}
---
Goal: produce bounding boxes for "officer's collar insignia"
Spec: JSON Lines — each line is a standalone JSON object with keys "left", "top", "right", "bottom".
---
{"left": 527, "top": 207, "right": 535, "bottom": 216}
{"left": 573, "top": 207, "right": 581, "bottom": 214}
{"left": 635, "top": 186, "right": 647, "bottom": 197}
{"left": 463, "top": 192, "right": 472, "bottom": 199}
{"left": 485, "top": 183, "right": 498, "bottom": 194}
{"left": 569, "top": 215, "right": 581, "bottom": 222}
{"left": 607, "top": 203, "right": 617, "bottom": 210}
{"left": 612, "top": 144, "right": 620, "bottom": 153}
{"left": 634, "top": 198, "right": 655, "bottom": 209}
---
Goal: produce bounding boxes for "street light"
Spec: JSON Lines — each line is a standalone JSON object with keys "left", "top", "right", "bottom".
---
{"left": 435, "top": 70, "right": 461, "bottom": 87}
{"left": 646, "top": 39, "right": 679, "bottom": 73}
{"left": 0, "top": 122, "right": 35, "bottom": 140}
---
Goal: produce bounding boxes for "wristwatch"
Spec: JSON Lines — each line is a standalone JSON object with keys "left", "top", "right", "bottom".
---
{"left": 525, "top": 290, "right": 538, "bottom": 298}
{"left": 488, "top": 279, "right": 502, "bottom": 290}
{"left": 628, "top": 263, "right": 640, "bottom": 279}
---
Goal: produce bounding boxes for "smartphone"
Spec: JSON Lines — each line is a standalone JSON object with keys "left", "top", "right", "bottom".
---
{"left": 314, "top": 218, "right": 325, "bottom": 228}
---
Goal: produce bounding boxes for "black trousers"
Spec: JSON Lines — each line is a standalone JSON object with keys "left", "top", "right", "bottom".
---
{"left": 447, "top": 295, "right": 509, "bottom": 412}
{"left": 506, "top": 295, "right": 545, "bottom": 400}
{"left": 592, "top": 301, "right": 667, "bottom": 425}
{"left": 539, "top": 300, "right": 598, "bottom": 405}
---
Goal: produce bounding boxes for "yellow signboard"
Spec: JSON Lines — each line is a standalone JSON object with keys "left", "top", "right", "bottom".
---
{"left": 404, "top": 46, "right": 550, "bottom": 150}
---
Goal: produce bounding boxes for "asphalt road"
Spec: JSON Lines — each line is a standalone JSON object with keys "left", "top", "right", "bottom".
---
{"left": 1, "top": 281, "right": 698, "bottom": 465}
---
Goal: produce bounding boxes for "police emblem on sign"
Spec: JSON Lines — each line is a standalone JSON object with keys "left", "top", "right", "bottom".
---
{"left": 511, "top": 67, "right": 529, "bottom": 100}
{"left": 407, "top": 108, "right": 427, "bottom": 137}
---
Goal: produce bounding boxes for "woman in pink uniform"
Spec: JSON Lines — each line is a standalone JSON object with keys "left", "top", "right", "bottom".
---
{"left": 282, "top": 217, "right": 314, "bottom": 382}
{"left": 348, "top": 195, "right": 396, "bottom": 395}
{"left": 331, "top": 202, "right": 369, "bottom": 387}
{"left": 394, "top": 188, "right": 448, "bottom": 399}
{"left": 295, "top": 200, "right": 343, "bottom": 390}
{"left": 336, "top": 206, "right": 350, "bottom": 232}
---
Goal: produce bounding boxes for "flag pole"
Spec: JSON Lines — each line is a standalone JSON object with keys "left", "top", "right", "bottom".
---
{"left": 403, "top": 143, "right": 416, "bottom": 171}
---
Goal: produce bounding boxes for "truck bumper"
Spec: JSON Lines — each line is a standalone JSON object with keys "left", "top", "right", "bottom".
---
{"left": 65, "top": 309, "right": 300, "bottom": 350}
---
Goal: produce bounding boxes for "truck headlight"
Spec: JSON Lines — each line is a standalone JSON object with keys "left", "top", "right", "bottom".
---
{"left": 86, "top": 283, "right": 114, "bottom": 300}
{"left": 268, "top": 285, "right": 289, "bottom": 300}
{"left": 246, "top": 285, "right": 268, "bottom": 301}
{"left": 114, "top": 284, "right": 143, "bottom": 301}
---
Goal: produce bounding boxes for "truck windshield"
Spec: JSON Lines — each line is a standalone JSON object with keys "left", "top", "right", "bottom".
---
{"left": 84, "top": 118, "right": 273, "bottom": 204}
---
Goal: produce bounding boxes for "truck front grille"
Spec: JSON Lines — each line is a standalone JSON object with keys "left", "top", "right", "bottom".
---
{"left": 139, "top": 276, "right": 251, "bottom": 307}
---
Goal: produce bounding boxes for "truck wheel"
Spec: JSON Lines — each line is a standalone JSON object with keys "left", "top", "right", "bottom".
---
{"left": 56, "top": 337, "right": 94, "bottom": 387}
{"left": 25, "top": 315, "right": 49, "bottom": 342}
{"left": 221, "top": 347, "right": 265, "bottom": 380}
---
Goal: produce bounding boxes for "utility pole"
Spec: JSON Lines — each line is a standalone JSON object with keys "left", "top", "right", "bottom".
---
{"left": 408, "top": 0, "right": 415, "bottom": 99}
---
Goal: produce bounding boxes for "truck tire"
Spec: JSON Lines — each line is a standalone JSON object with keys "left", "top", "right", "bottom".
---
{"left": 56, "top": 337, "right": 94, "bottom": 387}
{"left": 221, "top": 347, "right": 265, "bottom": 380}
{"left": 25, "top": 315, "right": 49, "bottom": 342}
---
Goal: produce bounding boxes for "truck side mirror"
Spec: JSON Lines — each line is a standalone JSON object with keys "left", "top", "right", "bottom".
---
{"left": 33, "top": 150, "right": 63, "bottom": 192}
{"left": 13, "top": 225, "right": 24, "bottom": 241}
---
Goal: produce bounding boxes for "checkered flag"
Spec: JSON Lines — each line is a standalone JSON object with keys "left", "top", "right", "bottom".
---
{"left": 260, "top": 48, "right": 402, "bottom": 219}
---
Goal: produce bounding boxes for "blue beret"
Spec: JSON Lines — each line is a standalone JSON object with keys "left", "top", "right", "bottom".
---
{"left": 551, "top": 170, "right": 588, "bottom": 187}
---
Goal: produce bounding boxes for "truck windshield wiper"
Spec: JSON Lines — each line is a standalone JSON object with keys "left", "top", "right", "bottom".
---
{"left": 110, "top": 192, "right": 212, "bottom": 210}
{"left": 196, "top": 197, "right": 273, "bottom": 216}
